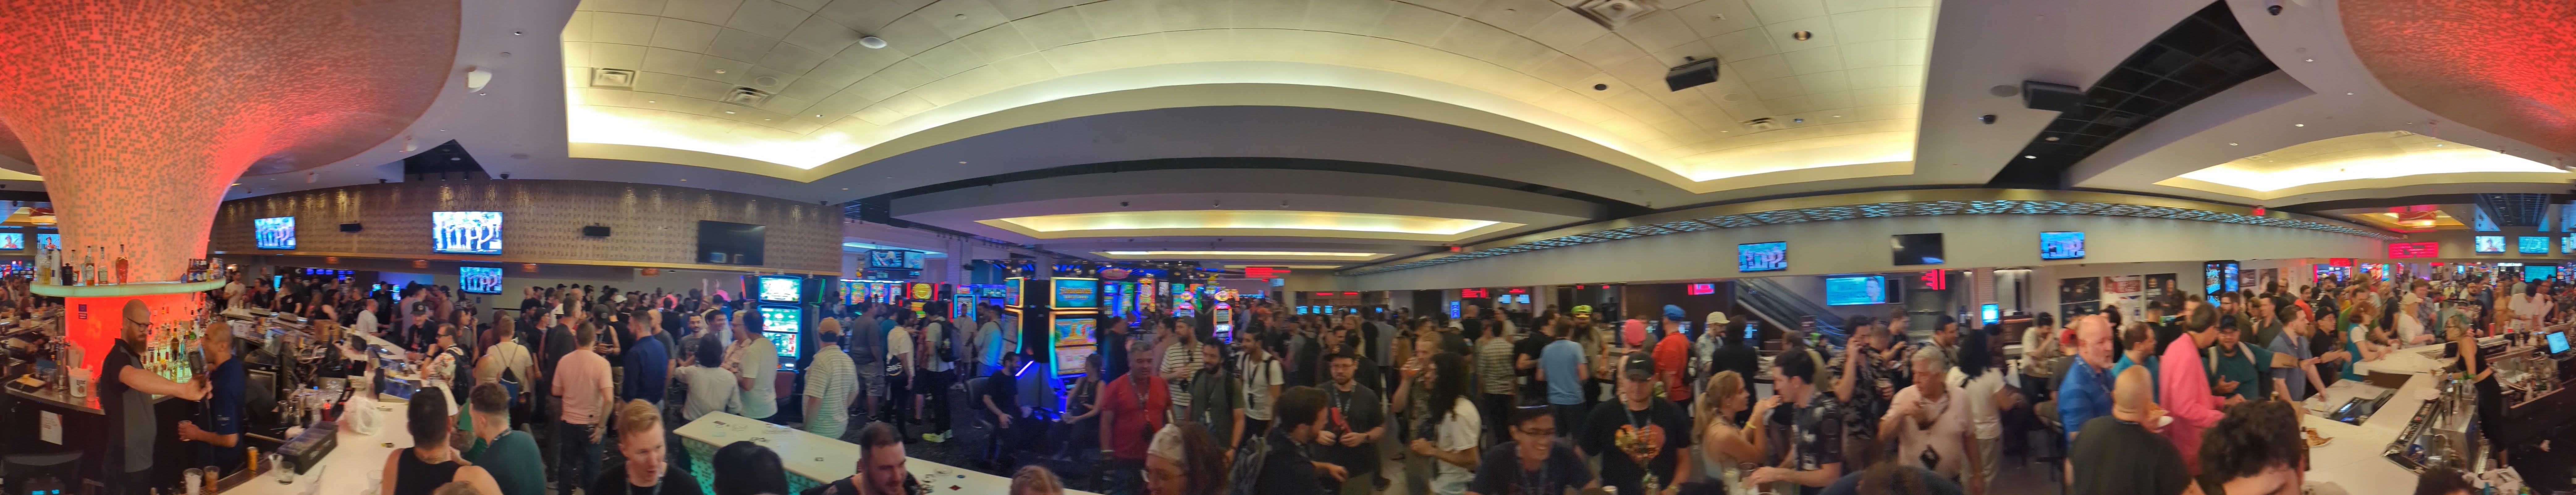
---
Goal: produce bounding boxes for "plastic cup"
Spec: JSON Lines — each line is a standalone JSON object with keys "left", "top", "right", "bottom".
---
{"left": 184, "top": 468, "right": 203, "bottom": 495}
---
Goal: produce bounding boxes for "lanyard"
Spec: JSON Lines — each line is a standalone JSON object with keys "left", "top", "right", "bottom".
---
{"left": 1520, "top": 460, "right": 1548, "bottom": 495}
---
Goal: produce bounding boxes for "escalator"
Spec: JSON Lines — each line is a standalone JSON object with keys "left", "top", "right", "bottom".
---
{"left": 1734, "top": 278, "right": 1848, "bottom": 349}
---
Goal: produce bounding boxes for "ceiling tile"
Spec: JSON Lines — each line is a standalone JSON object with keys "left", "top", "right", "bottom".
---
{"left": 1706, "top": 26, "right": 1775, "bottom": 61}
{"left": 1884, "top": 7, "right": 1932, "bottom": 39}
{"left": 1011, "top": 7, "right": 1094, "bottom": 48}
{"left": 1727, "top": 52, "right": 1789, "bottom": 81}
{"left": 649, "top": 18, "right": 723, "bottom": 51}
{"left": 1565, "top": 32, "right": 1647, "bottom": 67}
{"left": 1409, "top": 0, "right": 1489, "bottom": 16}
{"left": 781, "top": 15, "right": 862, "bottom": 54}
{"left": 1673, "top": 0, "right": 1761, "bottom": 37}
{"left": 987, "top": 0, "right": 1075, "bottom": 20}
{"left": 830, "top": 38, "right": 910, "bottom": 73}
{"left": 1160, "top": 28, "right": 1236, "bottom": 62}
{"left": 776, "top": 73, "right": 843, "bottom": 102}
{"left": 1888, "top": 38, "right": 1926, "bottom": 65}
{"left": 692, "top": 55, "right": 756, "bottom": 83}
{"left": 1149, "top": 0, "right": 1229, "bottom": 30}
{"left": 564, "top": 11, "right": 598, "bottom": 42}
{"left": 814, "top": 0, "right": 921, "bottom": 32}
{"left": 587, "top": 0, "right": 670, "bottom": 16}
{"left": 727, "top": 0, "right": 812, "bottom": 35}
{"left": 776, "top": 0, "right": 830, "bottom": 14}
{"left": 869, "top": 15, "right": 956, "bottom": 50}
{"left": 879, "top": 92, "right": 937, "bottom": 116}
{"left": 678, "top": 75, "right": 736, "bottom": 100}
{"left": 1822, "top": 0, "right": 1894, "bottom": 14}
{"left": 1835, "top": 38, "right": 1895, "bottom": 68}
{"left": 1616, "top": 11, "right": 1700, "bottom": 52}
{"left": 1780, "top": 45, "right": 1840, "bottom": 74}
{"left": 911, "top": 41, "right": 990, "bottom": 77}
{"left": 841, "top": 72, "right": 909, "bottom": 102}
{"left": 915, "top": 0, "right": 1009, "bottom": 39}
{"left": 1469, "top": 0, "right": 1557, "bottom": 33}
{"left": 1796, "top": 72, "right": 1849, "bottom": 97}
{"left": 665, "top": 0, "right": 745, "bottom": 25}
{"left": 1522, "top": 8, "right": 1608, "bottom": 50}
{"left": 1306, "top": 0, "right": 1389, "bottom": 32}
{"left": 1849, "top": 85, "right": 1917, "bottom": 105}
{"left": 757, "top": 43, "right": 829, "bottom": 73}
{"left": 853, "top": 102, "right": 905, "bottom": 125}
{"left": 1079, "top": 0, "right": 1166, "bottom": 38}
{"left": 986, "top": 52, "right": 1060, "bottom": 83}
{"left": 1232, "top": 0, "right": 1313, "bottom": 29}
{"left": 632, "top": 70, "right": 690, "bottom": 94}
{"left": 1522, "top": 52, "right": 1598, "bottom": 86}
{"left": 956, "top": 23, "right": 1038, "bottom": 61}
{"left": 1826, "top": 8, "right": 1898, "bottom": 44}
{"left": 909, "top": 73, "right": 984, "bottom": 106}
{"left": 643, "top": 47, "right": 703, "bottom": 74}
{"left": 800, "top": 55, "right": 875, "bottom": 89}
{"left": 1743, "top": 0, "right": 1825, "bottom": 24}
{"left": 705, "top": 28, "right": 780, "bottom": 62}
{"left": 590, "top": 12, "right": 660, "bottom": 46}
{"left": 573, "top": 87, "right": 632, "bottom": 107}
{"left": 806, "top": 88, "right": 874, "bottom": 119}
{"left": 1367, "top": 2, "right": 1460, "bottom": 45}
{"left": 1842, "top": 64, "right": 1919, "bottom": 89}
{"left": 869, "top": 59, "right": 942, "bottom": 88}
{"left": 590, "top": 43, "right": 651, "bottom": 69}
{"left": 1763, "top": 15, "right": 1836, "bottom": 46}
{"left": 1485, "top": 34, "right": 1561, "bottom": 72}
{"left": 1430, "top": 18, "right": 1517, "bottom": 60}
{"left": 1855, "top": 103, "right": 1916, "bottom": 121}
{"left": 1747, "top": 76, "right": 1803, "bottom": 99}
{"left": 563, "top": 42, "right": 596, "bottom": 68}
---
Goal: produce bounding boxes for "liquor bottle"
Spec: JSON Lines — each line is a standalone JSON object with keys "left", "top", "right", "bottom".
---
{"left": 83, "top": 247, "right": 96, "bottom": 286}
{"left": 71, "top": 247, "right": 84, "bottom": 286}
{"left": 115, "top": 244, "right": 127, "bottom": 284}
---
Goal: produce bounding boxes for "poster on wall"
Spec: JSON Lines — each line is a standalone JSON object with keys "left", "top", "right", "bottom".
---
{"left": 2058, "top": 277, "right": 2102, "bottom": 317}
{"left": 2143, "top": 273, "right": 2179, "bottom": 305}
{"left": 2257, "top": 268, "right": 2279, "bottom": 295}
{"left": 2103, "top": 275, "right": 2143, "bottom": 320}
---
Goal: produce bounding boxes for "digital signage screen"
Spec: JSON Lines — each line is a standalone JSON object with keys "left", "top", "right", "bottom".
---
{"left": 2039, "top": 232, "right": 2084, "bottom": 260}
{"left": 1891, "top": 233, "right": 1945, "bottom": 266}
{"left": 2523, "top": 237, "right": 2552, "bottom": 254}
{"left": 431, "top": 211, "right": 504, "bottom": 255}
{"left": 1053, "top": 316, "right": 1097, "bottom": 346}
{"left": 34, "top": 233, "right": 57, "bottom": 250}
{"left": 757, "top": 275, "right": 803, "bottom": 303}
{"left": 1738, "top": 241, "right": 1787, "bottom": 272}
{"left": 910, "top": 282, "right": 934, "bottom": 300}
{"left": 1824, "top": 276, "right": 1887, "bottom": 306}
{"left": 2388, "top": 241, "right": 2440, "bottom": 259}
{"left": 255, "top": 216, "right": 297, "bottom": 250}
{"left": 757, "top": 305, "right": 803, "bottom": 339}
{"left": 1005, "top": 278, "right": 1024, "bottom": 307}
{"left": 0, "top": 233, "right": 21, "bottom": 250}
{"left": 2476, "top": 236, "right": 2508, "bottom": 254}
{"left": 459, "top": 266, "right": 505, "bottom": 294}
{"left": 866, "top": 250, "right": 924, "bottom": 269}
{"left": 1053, "top": 278, "right": 1099, "bottom": 308}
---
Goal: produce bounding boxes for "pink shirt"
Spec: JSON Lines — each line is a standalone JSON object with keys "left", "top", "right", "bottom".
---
{"left": 2157, "top": 336, "right": 2223, "bottom": 473}
{"left": 553, "top": 349, "right": 614, "bottom": 424}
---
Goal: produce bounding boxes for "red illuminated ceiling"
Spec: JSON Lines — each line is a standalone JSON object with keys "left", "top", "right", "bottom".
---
{"left": 0, "top": 0, "right": 456, "bottom": 279}
{"left": 2343, "top": 0, "right": 2576, "bottom": 156}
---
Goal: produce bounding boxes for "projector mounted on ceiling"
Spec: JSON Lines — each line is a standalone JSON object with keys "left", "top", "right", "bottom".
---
{"left": 1666, "top": 57, "right": 1720, "bottom": 91}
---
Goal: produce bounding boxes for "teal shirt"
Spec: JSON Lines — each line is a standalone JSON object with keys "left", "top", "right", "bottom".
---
{"left": 2206, "top": 343, "right": 2269, "bottom": 401}
{"left": 464, "top": 430, "right": 547, "bottom": 495}
{"left": 2111, "top": 354, "right": 2160, "bottom": 401}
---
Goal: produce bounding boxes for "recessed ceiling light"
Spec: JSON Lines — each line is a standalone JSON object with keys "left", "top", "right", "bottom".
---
{"left": 679, "top": 179, "right": 687, "bottom": 181}
{"left": 1792, "top": 30, "right": 1814, "bottom": 40}
{"left": 2294, "top": 123, "right": 2304, "bottom": 127}
{"left": 723, "top": 111, "right": 736, "bottom": 114}
{"left": 646, "top": 100, "right": 656, "bottom": 103}
{"left": 957, "top": 161, "right": 967, "bottom": 164}
{"left": 2043, "top": 136, "right": 2059, "bottom": 141}
{"left": 2229, "top": 143, "right": 2240, "bottom": 145}
{"left": 2022, "top": 155, "right": 2038, "bottom": 159}
{"left": 2303, "top": 59, "right": 2314, "bottom": 62}
{"left": 1831, "top": 115, "right": 1842, "bottom": 118}
{"left": 2345, "top": 92, "right": 2355, "bottom": 95}
{"left": 816, "top": 115, "right": 823, "bottom": 117}
{"left": 714, "top": 69, "right": 727, "bottom": 74}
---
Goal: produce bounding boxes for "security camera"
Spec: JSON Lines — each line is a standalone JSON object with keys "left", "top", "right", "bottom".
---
{"left": 2265, "top": 0, "right": 2282, "bottom": 15}
{"left": 1978, "top": 114, "right": 1997, "bottom": 124}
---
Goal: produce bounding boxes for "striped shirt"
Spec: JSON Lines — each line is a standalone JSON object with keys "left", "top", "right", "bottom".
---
{"left": 803, "top": 345, "right": 858, "bottom": 438}
{"left": 1476, "top": 338, "right": 1517, "bottom": 395}
{"left": 1162, "top": 342, "right": 1205, "bottom": 413}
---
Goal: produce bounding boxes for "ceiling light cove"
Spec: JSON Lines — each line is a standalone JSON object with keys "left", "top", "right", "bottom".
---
{"left": 1094, "top": 251, "right": 1393, "bottom": 262}
{"left": 981, "top": 210, "right": 1523, "bottom": 242}
{"left": 2157, "top": 131, "right": 2568, "bottom": 200}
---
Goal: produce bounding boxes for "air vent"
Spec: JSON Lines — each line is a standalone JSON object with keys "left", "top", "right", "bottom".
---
{"left": 1740, "top": 117, "right": 1780, "bottom": 133}
{"left": 722, "top": 87, "right": 773, "bottom": 107}
{"left": 1573, "top": 0, "right": 1661, "bottom": 29}
{"left": 591, "top": 68, "right": 636, "bottom": 89}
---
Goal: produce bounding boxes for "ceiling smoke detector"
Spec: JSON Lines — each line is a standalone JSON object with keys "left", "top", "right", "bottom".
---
{"left": 591, "top": 68, "right": 637, "bottom": 89}
{"left": 858, "top": 36, "right": 888, "bottom": 49}
{"left": 1571, "top": 0, "right": 1662, "bottom": 29}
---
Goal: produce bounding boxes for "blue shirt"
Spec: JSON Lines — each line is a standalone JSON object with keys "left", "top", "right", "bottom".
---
{"left": 200, "top": 357, "right": 247, "bottom": 468}
{"left": 1539, "top": 339, "right": 1587, "bottom": 405}
{"left": 625, "top": 335, "right": 669, "bottom": 405}
{"left": 2268, "top": 332, "right": 2313, "bottom": 401}
{"left": 2110, "top": 354, "right": 2159, "bottom": 401}
{"left": 2054, "top": 355, "right": 2113, "bottom": 444}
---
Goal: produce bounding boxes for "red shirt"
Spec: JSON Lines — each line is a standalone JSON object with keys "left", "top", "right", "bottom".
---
{"left": 1100, "top": 374, "right": 1170, "bottom": 460}
{"left": 1654, "top": 332, "right": 1693, "bottom": 401}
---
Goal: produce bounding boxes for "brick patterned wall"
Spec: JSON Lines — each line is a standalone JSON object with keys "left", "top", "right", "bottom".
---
{"left": 210, "top": 180, "right": 839, "bottom": 273}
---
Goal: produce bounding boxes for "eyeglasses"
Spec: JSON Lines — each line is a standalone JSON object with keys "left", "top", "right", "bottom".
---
{"left": 1515, "top": 427, "right": 1556, "bottom": 437}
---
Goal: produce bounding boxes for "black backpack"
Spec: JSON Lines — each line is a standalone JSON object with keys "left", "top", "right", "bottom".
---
{"left": 931, "top": 320, "right": 960, "bottom": 363}
{"left": 1225, "top": 431, "right": 1271, "bottom": 495}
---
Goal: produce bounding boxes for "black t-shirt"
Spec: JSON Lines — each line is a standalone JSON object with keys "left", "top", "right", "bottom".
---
{"left": 587, "top": 463, "right": 706, "bottom": 495}
{"left": 1312, "top": 382, "right": 1384, "bottom": 476}
{"left": 1711, "top": 343, "right": 1761, "bottom": 381}
{"left": 542, "top": 325, "right": 577, "bottom": 374}
{"left": 982, "top": 369, "right": 1020, "bottom": 414}
{"left": 2069, "top": 417, "right": 2191, "bottom": 495}
{"left": 100, "top": 338, "right": 154, "bottom": 472}
{"left": 1255, "top": 429, "right": 1328, "bottom": 495}
{"left": 1466, "top": 440, "right": 1593, "bottom": 495}
{"left": 1580, "top": 399, "right": 1693, "bottom": 495}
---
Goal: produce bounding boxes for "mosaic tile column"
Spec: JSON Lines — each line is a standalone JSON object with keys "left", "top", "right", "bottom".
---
{"left": 2343, "top": 0, "right": 2576, "bottom": 155}
{"left": 0, "top": 0, "right": 458, "bottom": 281}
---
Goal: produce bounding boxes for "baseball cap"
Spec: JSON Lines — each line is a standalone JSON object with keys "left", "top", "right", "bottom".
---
{"left": 1571, "top": 305, "right": 1593, "bottom": 315}
{"left": 1706, "top": 312, "right": 1731, "bottom": 326}
{"left": 1664, "top": 304, "right": 1686, "bottom": 321}
{"left": 1621, "top": 354, "right": 1655, "bottom": 381}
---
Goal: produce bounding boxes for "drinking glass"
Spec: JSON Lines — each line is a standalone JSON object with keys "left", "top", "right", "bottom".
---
{"left": 183, "top": 468, "right": 202, "bottom": 495}
{"left": 272, "top": 456, "right": 294, "bottom": 484}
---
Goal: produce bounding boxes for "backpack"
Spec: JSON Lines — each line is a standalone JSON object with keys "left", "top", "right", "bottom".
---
{"left": 931, "top": 320, "right": 960, "bottom": 363}
{"left": 1224, "top": 431, "right": 1271, "bottom": 495}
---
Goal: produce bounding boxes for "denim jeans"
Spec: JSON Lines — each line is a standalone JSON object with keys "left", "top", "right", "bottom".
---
{"left": 555, "top": 420, "right": 600, "bottom": 495}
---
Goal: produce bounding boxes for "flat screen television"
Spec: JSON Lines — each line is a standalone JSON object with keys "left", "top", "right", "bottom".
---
{"left": 2039, "top": 231, "right": 2084, "bottom": 260}
{"left": 0, "top": 233, "right": 21, "bottom": 250}
{"left": 34, "top": 233, "right": 57, "bottom": 250}
{"left": 428, "top": 211, "right": 503, "bottom": 254}
{"left": 458, "top": 266, "right": 505, "bottom": 294}
{"left": 866, "top": 250, "right": 922, "bottom": 269}
{"left": 1891, "top": 233, "right": 1945, "bottom": 266}
{"left": 1824, "top": 275, "right": 1887, "bottom": 306}
{"left": 255, "top": 216, "right": 297, "bottom": 250}
{"left": 1980, "top": 304, "right": 2000, "bottom": 325}
{"left": 2527, "top": 266, "right": 2558, "bottom": 281}
{"left": 697, "top": 220, "right": 766, "bottom": 265}
{"left": 757, "top": 275, "right": 802, "bottom": 303}
{"left": 2549, "top": 332, "right": 2570, "bottom": 355}
{"left": 1738, "top": 241, "right": 1788, "bottom": 272}
{"left": 2521, "top": 237, "right": 2551, "bottom": 254}
{"left": 2475, "top": 236, "right": 2507, "bottom": 254}
{"left": 1053, "top": 278, "right": 1098, "bottom": 308}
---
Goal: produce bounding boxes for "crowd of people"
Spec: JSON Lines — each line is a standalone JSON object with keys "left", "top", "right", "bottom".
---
{"left": 123, "top": 267, "right": 2559, "bottom": 495}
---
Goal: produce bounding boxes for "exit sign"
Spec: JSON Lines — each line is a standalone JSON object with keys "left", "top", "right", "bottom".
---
{"left": 2329, "top": 258, "right": 2355, "bottom": 267}
{"left": 1243, "top": 266, "right": 1289, "bottom": 279}
{"left": 1460, "top": 288, "right": 1489, "bottom": 298}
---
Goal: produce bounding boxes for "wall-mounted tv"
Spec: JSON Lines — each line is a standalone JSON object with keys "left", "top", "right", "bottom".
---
{"left": 1738, "top": 241, "right": 1787, "bottom": 272}
{"left": 2476, "top": 236, "right": 2507, "bottom": 254}
{"left": 459, "top": 266, "right": 505, "bottom": 294}
{"left": 0, "top": 233, "right": 22, "bottom": 250}
{"left": 757, "top": 275, "right": 803, "bottom": 304}
{"left": 696, "top": 220, "right": 766, "bottom": 265}
{"left": 2521, "top": 237, "right": 2551, "bottom": 254}
{"left": 255, "top": 216, "right": 297, "bottom": 250}
{"left": 2039, "top": 231, "right": 2084, "bottom": 260}
{"left": 1052, "top": 278, "right": 1099, "bottom": 309}
{"left": 866, "top": 250, "right": 923, "bottom": 269}
{"left": 1891, "top": 233, "right": 1945, "bottom": 266}
{"left": 430, "top": 211, "right": 504, "bottom": 255}
{"left": 1824, "top": 275, "right": 1888, "bottom": 306}
{"left": 34, "top": 233, "right": 58, "bottom": 250}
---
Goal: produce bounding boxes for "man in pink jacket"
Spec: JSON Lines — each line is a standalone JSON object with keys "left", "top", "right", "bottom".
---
{"left": 2158, "top": 304, "right": 2235, "bottom": 473}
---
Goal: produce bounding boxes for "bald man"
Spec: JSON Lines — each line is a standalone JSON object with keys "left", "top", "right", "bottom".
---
{"left": 103, "top": 300, "right": 211, "bottom": 495}
{"left": 2068, "top": 367, "right": 2191, "bottom": 495}
{"left": 2055, "top": 315, "right": 2118, "bottom": 444}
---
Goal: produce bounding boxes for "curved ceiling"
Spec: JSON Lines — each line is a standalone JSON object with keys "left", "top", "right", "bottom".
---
{"left": 2341, "top": 0, "right": 2576, "bottom": 157}
{"left": 558, "top": 0, "right": 1935, "bottom": 190}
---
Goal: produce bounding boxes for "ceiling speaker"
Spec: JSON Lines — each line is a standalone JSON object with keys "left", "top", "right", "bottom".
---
{"left": 339, "top": 222, "right": 363, "bottom": 233}
{"left": 1665, "top": 57, "right": 1721, "bottom": 91}
{"left": 582, "top": 225, "right": 611, "bottom": 237}
{"left": 2021, "top": 80, "right": 2085, "bottom": 112}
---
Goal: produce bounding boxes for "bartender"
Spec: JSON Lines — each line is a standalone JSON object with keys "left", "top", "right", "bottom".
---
{"left": 103, "top": 299, "right": 210, "bottom": 495}
{"left": 177, "top": 325, "right": 245, "bottom": 470}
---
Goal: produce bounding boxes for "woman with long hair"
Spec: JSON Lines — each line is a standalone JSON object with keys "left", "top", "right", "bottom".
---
{"left": 1680, "top": 371, "right": 1767, "bottom": 495}
{"left": 1411, "top": 352, "right": 1482, "bottom": 495}
{"left": 1952, "top": 329, "right": 2013, "bottom": 494}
